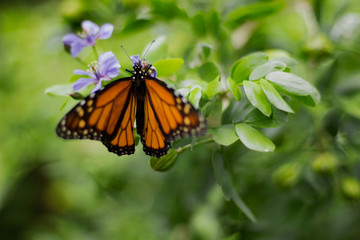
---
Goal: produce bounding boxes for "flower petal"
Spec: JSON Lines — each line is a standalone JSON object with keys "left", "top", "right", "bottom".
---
{"left": 92, "top": 80, "right": 103, "bottom": 93}
{"left": 106, "top": 67, "right": 120, "bottom": 78}
{"left": 85, "top": 35, "right": 97, "bottom": 46}
{"left": 98, "top": 23, "right": 114, "bottom": 39}
{"left": 62, "top": 33, "right": 82, "bottom": 45}
{"left": 130, "top": 55, "right": 142, "bottom": 66}
{"left": 149, "top": 66, "right": 157, "bottom": 78}
{"left": 98, "top": 51, "right": 120, "bottom": 78}
{"left": 98, "top": 51, "right": 116, "bottom": 65}
{"left": 81, "top": 20, "right": 99, "bottom": 35}
{"left": 70, "top": 41, "right": 88, "bottom": 57}
{"left": 73, "top": 78, "right": 95, "bottom": 91}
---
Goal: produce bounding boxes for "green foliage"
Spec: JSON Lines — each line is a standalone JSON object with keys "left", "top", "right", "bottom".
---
{"left": 3, "top": 0, "right": 360, "bottom": 239}
{"left": 227, "top": 77, "right": 242, "bottom": 101}
{"left": 235, "top": 123, "right": 275, "bottom": 152}
{"left": 45, "top": 84, "right": 74, "bottom": 97}
{"left": 231, "top": 52, "right": 268, "bottom": 83}
{"left": 197, "top": 62, "right": 220, "bottom": 82}
{"left": 210, "top": 124, "right": 238, "bottom": 146}
{"left": 243, "top": 80, "right": 272, "bottom": 116}
{"left": 153, "top": 58, "right": 184, "bottom": 77}
{"left": 225, "top": 1, "right": 285, "bottom": 28}
{"left": 150, "top": 149, "right": 178, "bottom": 171}
{"left": 260, "top": 79, "right": 294, "bottom": 113}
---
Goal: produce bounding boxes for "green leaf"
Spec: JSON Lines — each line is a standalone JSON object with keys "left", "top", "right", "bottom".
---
{"left": 290, "top": 92, "right": 319, "bottom": 106}
{"left": 176, "top": 87, "right": 190, "bottom": 98}
{"left": 122, "top": 18, "right": 152, "bottom": 34}
{"left": 60, "top": 96, "right": 71, "bottom": 111}
{"left": 227, "top": 77, "right": 242, "bottom": 101}
{"left": 243, "top": 80, "right": 272, "bottom": 117}
{"left": 204, "top": 76, "right": 221, "bottom": 99}
{"left": 235, "top": 123, "right": 275, "bottom": 152}
{"left": 260, "top": 79, "right": 294, "bottom": 113}
{"left": 198, "top": 62, "right": 220, "bottom": 82}
{"left": 192, "top": 12, "right": 207, "bottom": 36}
{"left": 337, "top": 93, "right": 360, "bottom": 119}
{"left": 201, "top": 97, "right": 216, "bottom": 117}
{"left": 285, "top": 82, "right": 320, "bottom": 107}
{"left": 231, "top": 52, "right": 268, "bottom": 83}
{"left": 198, "top": 43, "right": 212, "bottom": 61}
{"left": 207, "top": 10, "right": 221, "bottom": 37}
{"left": 153, "top": 58, "right": 184, "bottom": 77}
{"left": 212, "top": 152, "right": 257, "bottom": 222}
{"left": 245, "top": 107, "right": 288, "bottom": 128}
{"left": 231, "top": 188, "right": 257, "bottom": 223}
{"left": 188, "top": 87, "right": 202, "bottom": 109}
{"left": 134, "top": 132, "right": 140, "bottom": 146}
{"left": 221, "top": 100, "right": 248, "bottom": 125}
{"left": 249, "top": 60, "right": 286, "bottom": 80}
{"left": 266, "top": 72, "right": 313, "bottom": 96}
{"left": 212, "top": 151, "right": 232, "bottom": 200}
{"left": 69, "top": 92, "right": 85, "bottom": 100}
{"left": 45, "top": 84, "right": 73, "bottom": 97}
{"left": 265, "top": 49, "right": 298, "bottom": 69}
{"left": 225, "top": 1, "right": 284, "bottom": 29}
{"left": 150, "top": 149, "right": 178, "bottom": 172}
{"left": 210, "top": 124, "right": 238, "bottom": 146}
{"left": 151, "top": 0, "right": 187, "bottom": 19}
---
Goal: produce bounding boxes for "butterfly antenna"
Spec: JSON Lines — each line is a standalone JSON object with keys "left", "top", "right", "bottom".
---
{"left": 121, "top": 45, "right": 132, "bottom": 62}
{"left": 121, "top": 45, "right": 134, "bottom": 74}
{"left": 142, "top": 40, "right": 155, "bottom": 60}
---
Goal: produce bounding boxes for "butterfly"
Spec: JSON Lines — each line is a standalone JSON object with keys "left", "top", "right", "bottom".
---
{"left": 56, "top": 56, "right": 207, "bottom": 158}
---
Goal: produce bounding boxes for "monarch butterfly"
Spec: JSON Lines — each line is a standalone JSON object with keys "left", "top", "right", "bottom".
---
{"left": 56, "top": 56, "right": 207, "bottom": 158}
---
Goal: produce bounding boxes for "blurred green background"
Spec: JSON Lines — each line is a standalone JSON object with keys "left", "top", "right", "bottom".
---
{"left": 2, "top": 0, "right": 360, "bottom": 239}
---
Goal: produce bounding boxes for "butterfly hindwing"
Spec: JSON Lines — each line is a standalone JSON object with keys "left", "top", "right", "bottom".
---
{"left": 56, "top": 78, "right": 137, "bottom": 156}
{"left": 140, "top": 91, "right": 171, "bottom": 157}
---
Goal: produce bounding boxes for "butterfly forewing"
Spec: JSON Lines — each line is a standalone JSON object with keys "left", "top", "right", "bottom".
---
{"left": 56, "top": 78, "right": 137, "bottom": 156}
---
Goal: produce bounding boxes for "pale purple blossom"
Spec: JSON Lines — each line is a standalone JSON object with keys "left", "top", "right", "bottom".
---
{"left": 73, "top": 51, "right": 120, "bottom": 93}
{"left": 62, "top": 20, "right": 114, "bottom": 57}
{"left": 130, "top": 55, "right": 157, "bottom": 78}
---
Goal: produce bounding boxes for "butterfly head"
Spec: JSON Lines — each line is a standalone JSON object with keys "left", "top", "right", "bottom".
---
{"left": 130, "top": 55, "right": 157, "bottom": 78}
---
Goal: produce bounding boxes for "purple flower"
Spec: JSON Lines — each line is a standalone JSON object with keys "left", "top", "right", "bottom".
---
{"left": 73, "top": 51, "right": 120, "bottom": 93}
{"left": 130, "top": 55, "right": 157, "bottom": 78}
{"left": 62, "top": 20, "right": 114, "bottom": 57}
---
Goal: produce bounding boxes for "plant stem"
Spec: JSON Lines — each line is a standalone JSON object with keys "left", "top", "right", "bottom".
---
{"left": 75, "top": 57, "right": 88, "bottom": 68}
{"left": 177, "top": 138, "right": 214, "bottom": 153}
{"left": 93, "top": 46, "right": 99, "bottom": 59}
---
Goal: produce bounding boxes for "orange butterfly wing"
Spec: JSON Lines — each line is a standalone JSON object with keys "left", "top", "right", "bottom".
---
{"left": 56, "top": 78, "right": 137, "bottom": 156}
{"left": 140, "top": 78, "right": 206, "bottom": 157}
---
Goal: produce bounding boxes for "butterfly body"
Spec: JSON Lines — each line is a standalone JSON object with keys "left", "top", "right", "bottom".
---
{"left": 57, "top": 61, "right": 206, "bottom": 158}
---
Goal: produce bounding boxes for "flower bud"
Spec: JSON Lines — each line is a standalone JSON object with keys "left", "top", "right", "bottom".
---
{"left": 150, "top": 149, "right": 178, "bottom": 172}
{"left": 341, "top": 177, "right": 360, "bottom": 201}
{"left": 64, "top": 43, "right": 71, "bottom": 54}
{"left": 272, "top": 163, "right": 301, "bottom": 189}
{"left": 69, "top": 92, "right": 85, "bottom": 100}
{"left": 312, "top": 152, "right": 338, "bottom": 174}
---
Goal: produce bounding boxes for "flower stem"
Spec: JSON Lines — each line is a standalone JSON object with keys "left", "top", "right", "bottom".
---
{"left": 75, "top": 57, "right": 88, "bottom": 68}
{"left": 177, "top": 138, "right": 215, "bottom": 154}
{"left": 93, "top": 46, "right": 99, "bottom": 59}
